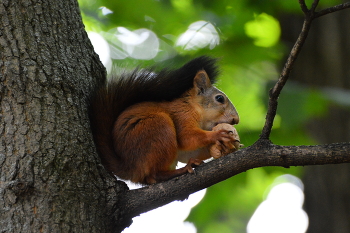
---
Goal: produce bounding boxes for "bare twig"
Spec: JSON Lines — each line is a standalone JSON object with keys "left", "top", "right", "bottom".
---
{"left": 260, "top": 14, "right": 313, "bottom": 139}
{"left": 260, "top": 0, "right": 350, "bottom": 140}
{"left": 310, "top": 0, "right": 320, "bottom": 12}
{"left": 315, "top": 2, "right": 350, "bottom": 18}
{"left": 299, "top": 0, "right": 309, "bottom": 14}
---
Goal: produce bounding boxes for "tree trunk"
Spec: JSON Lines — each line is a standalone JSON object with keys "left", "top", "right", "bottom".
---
{"left": 281, "top": 8, "right": 350, "bottom": 233}
{"left": 0, "top": 1, "right": 125, "bottom": 232}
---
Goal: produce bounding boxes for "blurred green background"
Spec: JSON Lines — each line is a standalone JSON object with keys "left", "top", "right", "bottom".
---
{"left": 78, "top": 0, "right": 344, "bottom": 232}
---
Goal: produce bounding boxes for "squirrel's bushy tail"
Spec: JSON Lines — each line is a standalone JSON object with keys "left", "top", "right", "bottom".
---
{"left": 89, "top": 56, "right": 219, "bottom": 176}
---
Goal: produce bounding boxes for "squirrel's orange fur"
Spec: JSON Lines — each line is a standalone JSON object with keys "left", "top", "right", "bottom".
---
{"left": 89, "top": 57, "right": 239, "bottom": 184}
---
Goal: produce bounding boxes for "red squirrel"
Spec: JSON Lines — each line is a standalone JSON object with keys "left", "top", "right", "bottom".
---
{"left": 89, "top": 56, "right": 239, "bottom": 184}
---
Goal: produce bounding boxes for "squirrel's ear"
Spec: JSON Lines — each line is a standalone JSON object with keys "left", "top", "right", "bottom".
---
{"left": 193, "top": 70, "right": 212, "bottom": 94}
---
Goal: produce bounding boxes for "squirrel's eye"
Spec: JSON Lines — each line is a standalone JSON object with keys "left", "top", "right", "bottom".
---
{"left": 215, "top": 95, "right": 225, "bottom": 104}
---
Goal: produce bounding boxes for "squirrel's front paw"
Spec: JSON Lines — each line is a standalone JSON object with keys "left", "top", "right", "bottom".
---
{"left": 210, "top": 123, "right": 242, "bottom": 159}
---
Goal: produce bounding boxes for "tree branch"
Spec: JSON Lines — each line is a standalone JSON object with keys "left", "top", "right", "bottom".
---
{"left": 260, "top": 15, "right": 312, "bottom": 139}
{"left": 118, "top": 141, "right": 350, "bottom": 221}
{"left": 310, "top": 0, "right": 320, "bottom": 12}
{"left": 315, "top": 2, "right": 350, "bottom": 18}
{"left": 298, "top": 0, "right": 309, "bottom": 14}
{"left": 260, "top": 1, "right": 318, "bottom": 140}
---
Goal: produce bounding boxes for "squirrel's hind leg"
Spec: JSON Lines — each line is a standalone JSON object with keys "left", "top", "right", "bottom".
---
{"left": 138, "top": 111, "right": 195, "bottom": 184}
{"left": 146, "top": 158, "right": 203, "bottom": 184}
{"left": 130, "top": 111, "right": 202, "bottom": 184}
{"left": 116, "top": 108, "right": 186, "bottom": 184}
{"left": 115, "top": 105, "right": 203, "bottom": 184}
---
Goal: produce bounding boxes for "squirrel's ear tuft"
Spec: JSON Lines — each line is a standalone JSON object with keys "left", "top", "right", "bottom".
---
{"left": 184, "top": 56, "right": 219, "bottom": 84}
{"left": 193, "top": 70, "right": 211, "bottom": 94}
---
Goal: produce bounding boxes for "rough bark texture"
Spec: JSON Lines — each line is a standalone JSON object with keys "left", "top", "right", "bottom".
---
{"left": 0, "top": 0, "right": 126, "bottom": 232}
{"left": 281, "top": 8, "right": 350, "bottom": 233}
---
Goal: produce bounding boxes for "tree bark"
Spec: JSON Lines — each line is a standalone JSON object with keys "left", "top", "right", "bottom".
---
{"left": 0, "top": 1, "right": 126, "bottom": 232}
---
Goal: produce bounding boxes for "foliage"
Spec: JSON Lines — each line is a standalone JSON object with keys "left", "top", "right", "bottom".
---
{"left": 78, "top": 0, "right": 333, "bottom": 232}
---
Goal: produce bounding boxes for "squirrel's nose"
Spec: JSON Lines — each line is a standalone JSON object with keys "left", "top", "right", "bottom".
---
{"left": 231, "top": 115, "right": 239, "bottom": 125}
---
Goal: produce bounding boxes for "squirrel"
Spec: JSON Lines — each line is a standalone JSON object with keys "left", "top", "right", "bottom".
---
{"left": 89, "top": 56, "right": 239, "bottom": 184}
